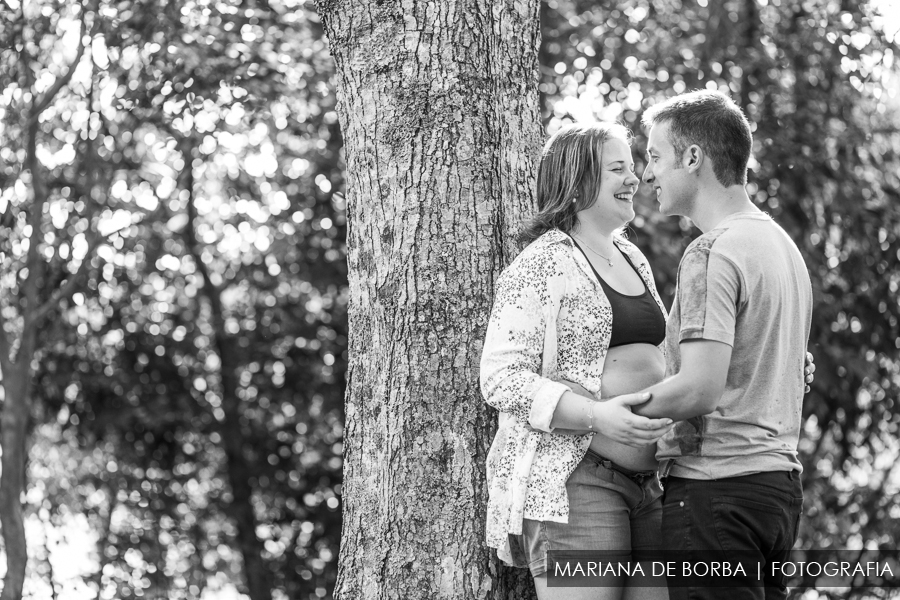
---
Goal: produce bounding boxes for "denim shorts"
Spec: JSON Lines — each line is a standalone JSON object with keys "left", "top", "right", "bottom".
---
{"left": 515, "top": 449, "right": 664, "bottom": 577}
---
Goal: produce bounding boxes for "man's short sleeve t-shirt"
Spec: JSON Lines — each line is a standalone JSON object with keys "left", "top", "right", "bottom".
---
{"left": 657, "top": 211, "right": 813, "bottom": 479}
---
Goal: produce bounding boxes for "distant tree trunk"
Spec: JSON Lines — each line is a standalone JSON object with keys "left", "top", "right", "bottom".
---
{"left": 316, "top": 1, "right": 541, "bottom": 598}
{"left": 213, "top": 320, "right": 271, "bottom": 600}
{"left": 91, "top": 483, "right": 117, "bottom": 599}
{"left": 738, "top": 0, "right": 760, "bottom": 113}
{"left": 0, "top": 81, "right": 47, "bottom": 600}
{"left": 0, "top": 367, "right": 31, "bottom": 600}
{"left": 182, "top": 145, "right": 271, "bottom": 600}
{"left": 1, "top": 21, "right": 89, "bottom": 600}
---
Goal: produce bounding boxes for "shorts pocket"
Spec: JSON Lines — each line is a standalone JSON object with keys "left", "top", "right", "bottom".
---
{"left": 711, "top": 496, "right": 786, "bottom": 554}
{"left": 570, "top": 456, "right": 617, "bottom": 486}
{"left": 713, "top": 496, "right": 783, "bottom": 515}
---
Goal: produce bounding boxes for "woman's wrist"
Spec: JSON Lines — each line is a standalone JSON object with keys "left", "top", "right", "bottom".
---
{"left": 549, "top": 391, "right": 601, "bottom": 432}
{"left": 586, "top": 399, "right": 595, "bottom": 432}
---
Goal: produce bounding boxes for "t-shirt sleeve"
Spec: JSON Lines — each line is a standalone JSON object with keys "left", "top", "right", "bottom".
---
{"left": 675, "top": 247, "right": 743, "bottom": 346}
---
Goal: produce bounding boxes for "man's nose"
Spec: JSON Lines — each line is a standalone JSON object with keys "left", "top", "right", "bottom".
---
{"left": 641, "top": 166, "right": 654, "bottom": 184}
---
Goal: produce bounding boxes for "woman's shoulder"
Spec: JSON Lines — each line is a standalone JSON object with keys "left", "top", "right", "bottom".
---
{"left": 514, "top": 229, "right": 574, "bottom": 264}
{"left": 500, "top": 230, "right": 576, "bottom": 285}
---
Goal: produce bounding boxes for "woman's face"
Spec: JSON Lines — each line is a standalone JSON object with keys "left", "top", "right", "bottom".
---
{"left": 583, "top": 137, "right": 640, "bottom": 228}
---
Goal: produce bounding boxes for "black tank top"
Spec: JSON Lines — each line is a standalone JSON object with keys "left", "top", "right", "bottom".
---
{"left": 573, "top": 242, "right": 666, "bottom": 348}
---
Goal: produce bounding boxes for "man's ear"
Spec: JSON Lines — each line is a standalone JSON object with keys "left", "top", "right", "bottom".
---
{"left": 683, "top": 145, "right": 703, "bottom": 173}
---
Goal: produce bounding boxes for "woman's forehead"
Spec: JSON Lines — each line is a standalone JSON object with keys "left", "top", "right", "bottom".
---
{"left": 602, "top": 138, "right": 633, "bottom": 163}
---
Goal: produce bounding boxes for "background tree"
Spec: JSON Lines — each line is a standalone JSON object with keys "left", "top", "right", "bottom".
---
{"left": 0, "top": 2, "right": 136, "bottom": 597}
{"left": 4, "top": 1, "right": 346, "bottom": 599}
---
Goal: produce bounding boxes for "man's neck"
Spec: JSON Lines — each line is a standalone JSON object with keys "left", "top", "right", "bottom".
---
{"left": 689, "top": 185, "right": 759, "bottom": 233}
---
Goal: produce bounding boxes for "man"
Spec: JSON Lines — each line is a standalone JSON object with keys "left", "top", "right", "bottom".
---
{"left": 633, "top": 90, "right": 813, "bottom": 600}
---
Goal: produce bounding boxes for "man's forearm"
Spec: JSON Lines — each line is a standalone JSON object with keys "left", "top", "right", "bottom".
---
{"left": 631, "top": 373, "right": 720, "bottom": 421}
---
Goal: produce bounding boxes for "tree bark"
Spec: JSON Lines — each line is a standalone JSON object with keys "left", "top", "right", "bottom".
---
{"left": 316, "top": 1, "right": 541, "bottom": 598}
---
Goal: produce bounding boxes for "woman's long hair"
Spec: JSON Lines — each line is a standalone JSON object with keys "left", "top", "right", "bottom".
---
{"left": 519, "top": 122, "right": 632, "bottom": 246}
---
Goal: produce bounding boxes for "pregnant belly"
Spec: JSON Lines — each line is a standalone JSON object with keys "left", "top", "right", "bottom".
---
{"left": 589, "top": 343, "right": 667, "bottom": 471}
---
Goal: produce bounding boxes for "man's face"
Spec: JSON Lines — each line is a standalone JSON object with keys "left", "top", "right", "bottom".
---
{"left": 642, "top": 121, "right": 695, "bottom": 217}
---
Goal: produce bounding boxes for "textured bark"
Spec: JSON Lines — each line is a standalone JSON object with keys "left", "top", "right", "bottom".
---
{"left": 317, "top": 1, "right": 541, "bottom": 598}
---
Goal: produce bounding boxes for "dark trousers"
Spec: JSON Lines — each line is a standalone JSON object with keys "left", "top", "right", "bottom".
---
{"left": 661, "top": 471, "right": 803, "bottom": 600}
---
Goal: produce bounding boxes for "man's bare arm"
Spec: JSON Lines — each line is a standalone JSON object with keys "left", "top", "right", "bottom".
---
{"left": 632, "top": 339, "right": 732, "bottom": 421}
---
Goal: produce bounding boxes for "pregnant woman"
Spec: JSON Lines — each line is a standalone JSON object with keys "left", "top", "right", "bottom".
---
{"left": 481, "top": 122, "right": 672, "bottom": 600}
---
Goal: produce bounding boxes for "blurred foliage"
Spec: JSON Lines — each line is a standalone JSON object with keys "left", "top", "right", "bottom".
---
{"left": 2, "top": 0, "right": 345, "bottom": 598}
{"left": 0, "top": 0, "right": 898, "bottom": 599}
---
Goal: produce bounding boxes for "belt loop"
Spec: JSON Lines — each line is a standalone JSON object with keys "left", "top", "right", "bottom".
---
{"left": 658, "top": 458, "right": 674, "bottom": 482}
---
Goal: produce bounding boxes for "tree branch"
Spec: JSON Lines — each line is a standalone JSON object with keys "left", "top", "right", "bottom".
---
{"left": 0, "top": 307, "right": 13, "bottom": 375}
{"left": 43, "top": 497, "right": 60, "bottom": 600}
{"left": 17, "top": 1, "right": 36, "bottom": 92}
{"left": 26, "top": 223, "right": 134, "bottom": 327}
{"left": 180, "top": 139, "right": 222, "bottom": 297}
{"left": 24, "top": 47, "right": 111, "bottom": 330}
{"left": 23, "top": 83, "right": 50, "bottom": 348}
{"left": 27, "top": 2, "right": 88, "bottom": 123}
{"left": 91, "top": 481, "right": 117, "bottom": 600}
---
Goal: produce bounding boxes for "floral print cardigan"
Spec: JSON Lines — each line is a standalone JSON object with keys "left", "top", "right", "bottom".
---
{"left": 480, "top": 228, "right": 667, "bottom": 567}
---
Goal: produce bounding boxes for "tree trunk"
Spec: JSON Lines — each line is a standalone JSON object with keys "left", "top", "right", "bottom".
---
{"left": 183, "top": 147, "right": 271, "bottom": 600}
{"left": 213, "top": 317, "right": 271, "bottom": 600}
{"left": 1, "top": 11, "right": 92, "bottom": 599}
{"left": 316, "top": 1, "right": 541, "bottom": 598}
{"left": 0, "top": 71, "right": 50, "bottom": 600}
{"left": 0, "top": 368, "right": 30, "bottom": 600}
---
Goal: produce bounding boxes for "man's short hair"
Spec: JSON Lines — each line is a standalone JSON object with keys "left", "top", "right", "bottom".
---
{"left": 642, "top": 90, "right": 752, "bottom": 187}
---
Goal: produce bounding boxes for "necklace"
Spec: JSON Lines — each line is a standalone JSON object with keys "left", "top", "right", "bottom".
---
{"left": 573, "top": 236, "right": 614, "bottom": 267}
